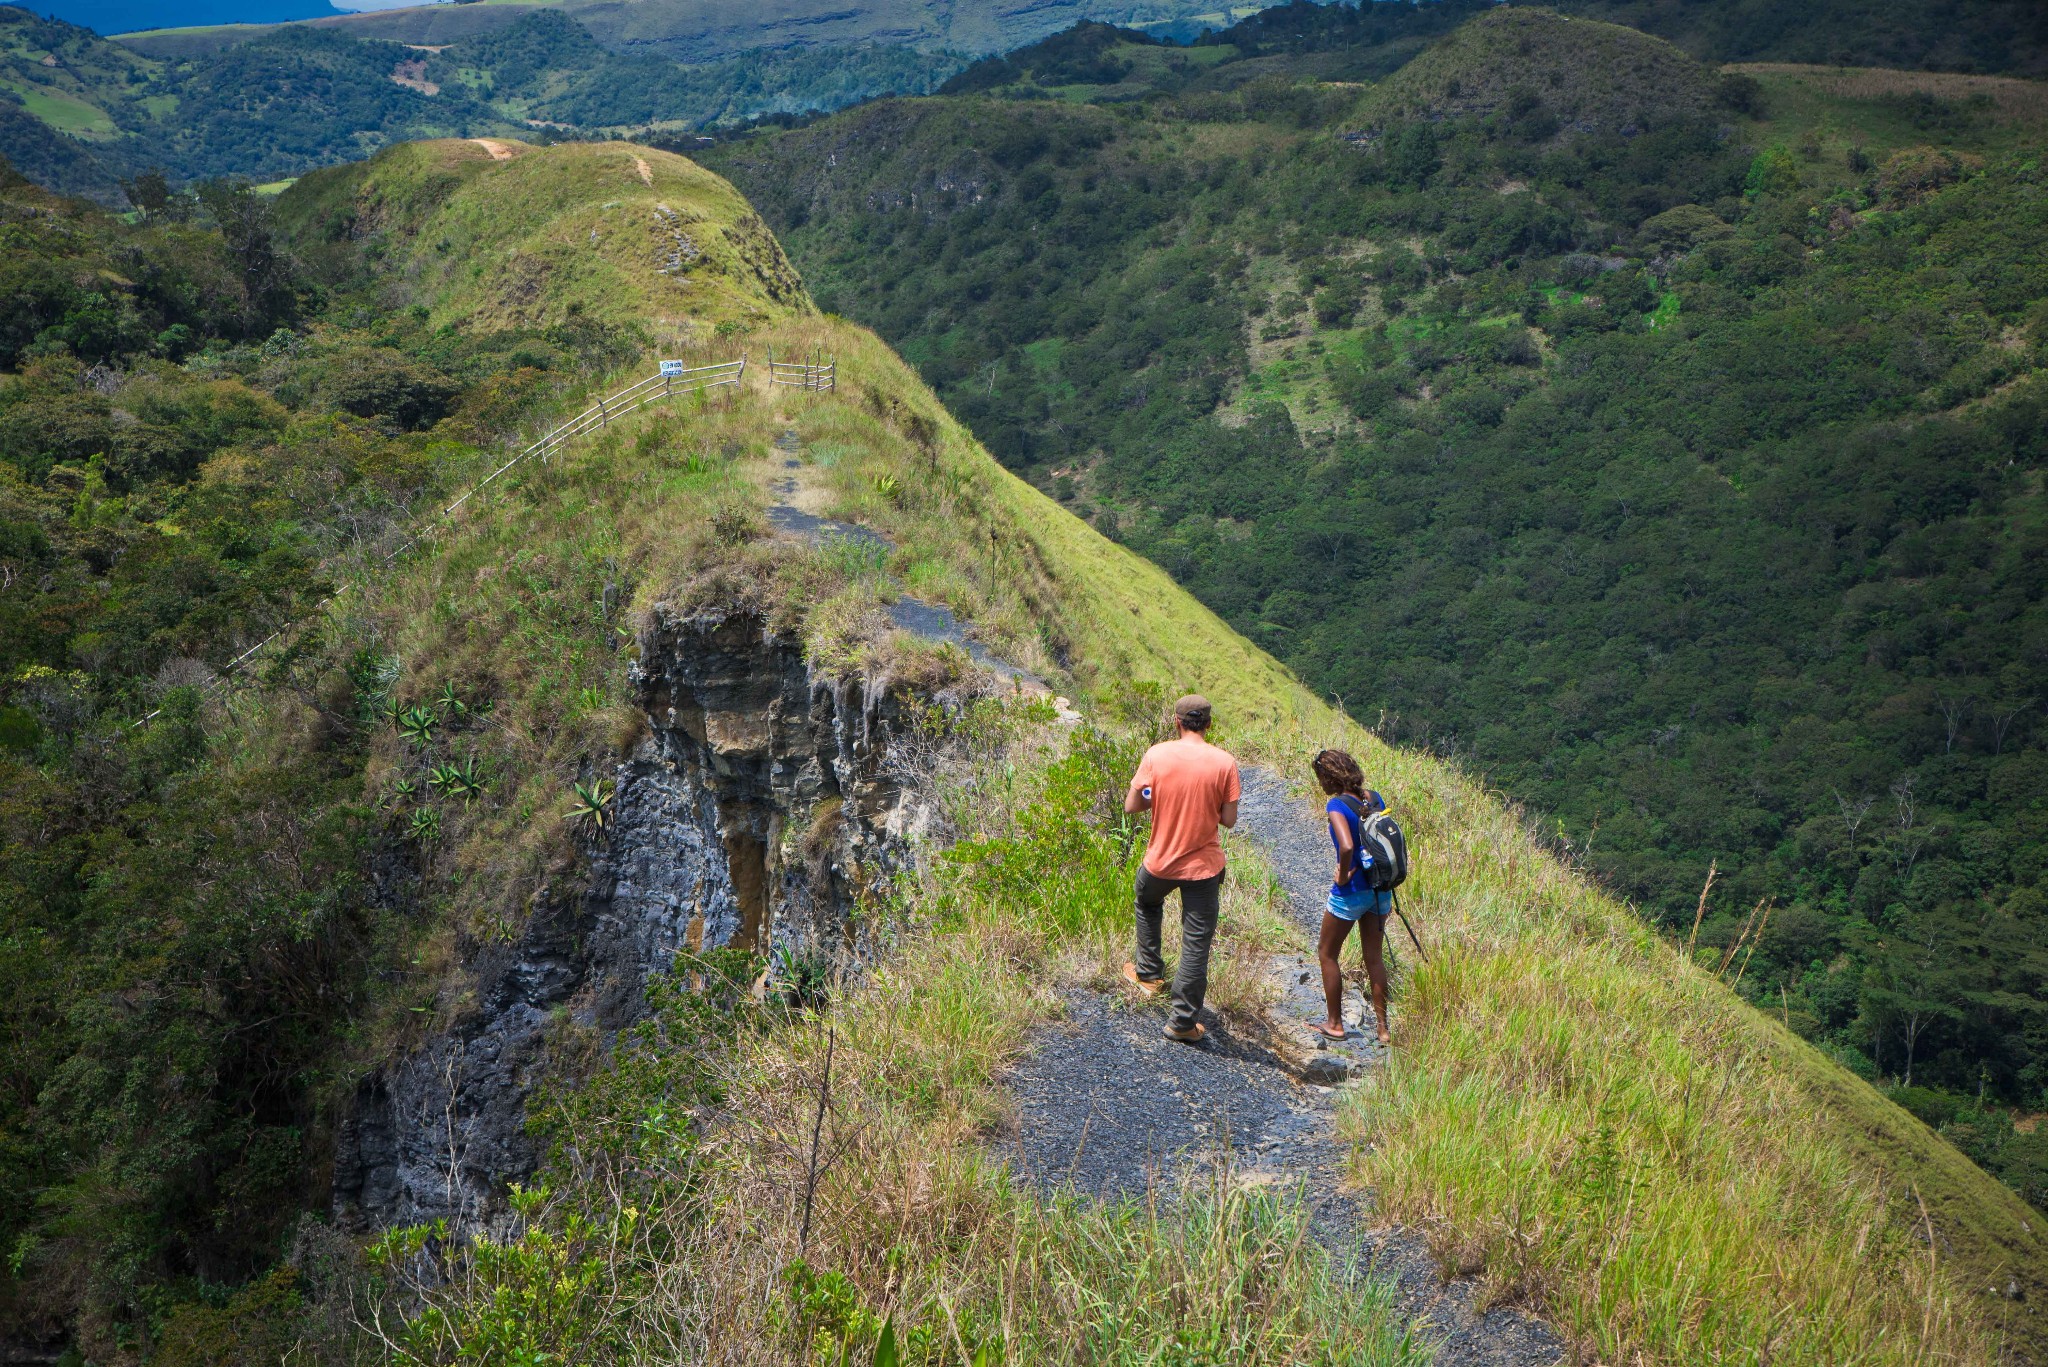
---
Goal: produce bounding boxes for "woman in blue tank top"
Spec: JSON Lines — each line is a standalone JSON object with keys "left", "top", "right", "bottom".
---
{"left": 1308, "top": 749, "right": 1393, "bottom": 1045}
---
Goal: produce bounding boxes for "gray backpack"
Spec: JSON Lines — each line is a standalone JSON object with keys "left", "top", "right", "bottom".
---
{"left": 1341, "top": 795, "right": 1409, "bottom": 892}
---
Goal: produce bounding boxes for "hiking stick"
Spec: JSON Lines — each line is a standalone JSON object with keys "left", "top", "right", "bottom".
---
{"left": 798, "top": 1024, "right": 834, "bottom": 1254}
{"left": 1392, "top": 890, "right": 1429, "bottom": 962}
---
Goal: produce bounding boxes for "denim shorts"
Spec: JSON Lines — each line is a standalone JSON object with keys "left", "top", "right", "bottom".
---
{"left": 1328, "top": 886, "right": 1393, "bottom": 922}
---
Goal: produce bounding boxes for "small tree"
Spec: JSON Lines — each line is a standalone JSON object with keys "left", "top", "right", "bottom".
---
{"left": 195, "top": 179, "right": 295, "bottom": 336}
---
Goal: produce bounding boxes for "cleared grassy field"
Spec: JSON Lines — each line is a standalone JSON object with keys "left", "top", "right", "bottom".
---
{"left": 1734, "top": 62, "right": 2048, "bottom": 168}
{"left": 3, "top": 80, "right": 116, "bottom": 135}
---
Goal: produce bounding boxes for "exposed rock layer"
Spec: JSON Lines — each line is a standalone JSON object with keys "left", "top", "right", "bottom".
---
{"left": 332, "top": 611, "right": 920, "bottom": 1231}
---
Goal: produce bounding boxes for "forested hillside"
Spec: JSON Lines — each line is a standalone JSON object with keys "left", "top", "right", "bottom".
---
{"left": 703, "top": 5, "right": 2048, "bottom": 1203}
{"left": 0, "top": 143, "right": 662, "bottom": 1350}
{"left": 6, "top": 0, "right": 2048, "bottom": 200}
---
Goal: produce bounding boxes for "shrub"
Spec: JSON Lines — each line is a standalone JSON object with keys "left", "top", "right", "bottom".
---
{"left": 316, "top": 345, "right": 461, "bottom": 429}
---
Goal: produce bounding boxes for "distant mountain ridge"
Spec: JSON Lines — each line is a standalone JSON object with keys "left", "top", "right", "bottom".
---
{"left": 0, "top": 4, "right": 965, "bottom": 195}
{"left": 3, "top": 0, "right": 2045, "bottom": 203}
{"left": 113, "top": 0, "right": 2048, "bottom": 73}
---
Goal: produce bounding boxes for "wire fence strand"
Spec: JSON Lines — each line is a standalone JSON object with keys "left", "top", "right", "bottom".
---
{"left": 131, "top": 357, "right": 745, "bottom": 727}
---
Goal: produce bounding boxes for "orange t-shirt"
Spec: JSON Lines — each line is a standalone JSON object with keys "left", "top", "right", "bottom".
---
{"left": 1135, "top": 736, "right": 1241, "bottom": 880}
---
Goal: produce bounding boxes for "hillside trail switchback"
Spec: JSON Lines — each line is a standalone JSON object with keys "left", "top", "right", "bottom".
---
{"left": 1004, "top": 767, "right": 1565, "bottom": 1367}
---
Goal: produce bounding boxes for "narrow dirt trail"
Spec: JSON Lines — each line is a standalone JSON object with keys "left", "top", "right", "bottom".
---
{"left": 1003, "top": 766, "right": 1565, "bottom": 1367}
{"left": 762, "top": 430, "right": 1045, "bottom": 691}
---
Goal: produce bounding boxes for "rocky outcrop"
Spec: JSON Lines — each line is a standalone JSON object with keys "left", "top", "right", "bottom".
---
{"left": 332, "top": 609, "right": 933, "bottom": 1232}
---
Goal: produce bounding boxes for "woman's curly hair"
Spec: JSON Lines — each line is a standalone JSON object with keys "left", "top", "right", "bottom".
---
{"left": 1311, "top": 748, "right": 1366, "bottom": 798}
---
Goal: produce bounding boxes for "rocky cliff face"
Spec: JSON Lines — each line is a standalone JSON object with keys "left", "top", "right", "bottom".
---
{"left": 332, "top": 609, "right": 932, "bottom": 1232}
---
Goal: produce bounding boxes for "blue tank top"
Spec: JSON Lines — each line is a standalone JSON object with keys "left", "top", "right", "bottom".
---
{"left": 1326, "top": 793, "right": 1381, "bottom": 896}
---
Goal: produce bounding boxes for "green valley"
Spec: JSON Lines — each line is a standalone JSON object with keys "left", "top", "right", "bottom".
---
{"left": 0, "top": 5, "right": 970, "bottom": 196}
{"left": 702, "top": 3, "right": 2048, "bottom": 1211}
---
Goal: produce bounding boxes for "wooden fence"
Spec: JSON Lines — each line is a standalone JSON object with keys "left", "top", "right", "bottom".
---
{"left": 767, "top": 351, "right": 836, "bottom": 391}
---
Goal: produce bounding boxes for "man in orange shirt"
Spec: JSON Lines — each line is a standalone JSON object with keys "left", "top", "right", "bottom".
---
{"left": 1122, "top": 693, "right": 1242, "bottom": 1043}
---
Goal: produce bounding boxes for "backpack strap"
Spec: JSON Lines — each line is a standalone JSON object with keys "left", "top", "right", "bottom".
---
{"left": 1336, "top": 794, "right": 1368, "bottom": 855}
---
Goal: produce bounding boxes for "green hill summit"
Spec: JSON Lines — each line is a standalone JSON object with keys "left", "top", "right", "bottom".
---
{"left": 1354, "top": 7, "right": 1720, "bottom": 129}
{"left": 278, "top": 138, "right": 809, "bottom": 333}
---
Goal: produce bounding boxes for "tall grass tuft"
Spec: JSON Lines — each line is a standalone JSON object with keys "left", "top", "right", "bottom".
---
{"left": 1243, "top": 716, "right": 2009, "bottom": 1365}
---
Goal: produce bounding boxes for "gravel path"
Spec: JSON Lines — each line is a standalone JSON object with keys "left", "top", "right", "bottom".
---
{"left": 1002, "top": 765, "right": 1566, "bottom": 1367}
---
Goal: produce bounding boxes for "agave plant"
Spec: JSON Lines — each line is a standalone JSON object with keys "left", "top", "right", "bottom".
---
{"left": 432, "top": 755, "right": 488, "bottom": 803}
{"left": 872, "top": 471, "right": 901, "bottom": 503}
{"left": 433, "top": 681, "right": 468, "bottom": 718}
{"left": 407, "top": 806, "right": 441, "bottom": 842}
{"left": 566, "top": 777, "right": 616, "bottom": 833}
{"left": 398, "top": 704, "right": 438, "bottom": 747}
{"left": 389, "top": 776, "right": 418, "bottom": 806}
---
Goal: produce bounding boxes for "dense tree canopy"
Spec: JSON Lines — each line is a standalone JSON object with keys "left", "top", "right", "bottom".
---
{"left": 0, "top": 162, "right": 640, "bottom": 1347}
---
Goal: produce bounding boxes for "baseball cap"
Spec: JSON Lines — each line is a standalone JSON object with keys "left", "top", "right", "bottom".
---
{"left": 1173, "top": 694, "right": 1212, "bottom": 727}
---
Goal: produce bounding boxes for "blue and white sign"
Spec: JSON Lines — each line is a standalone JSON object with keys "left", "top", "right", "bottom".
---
{"left": 659, "top": 359, "right": 686, "bottom": 377}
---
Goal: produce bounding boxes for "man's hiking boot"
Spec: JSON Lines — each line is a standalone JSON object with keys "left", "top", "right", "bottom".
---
{"left": 1121, "top": 963, "right": 1165, "bottom": 997}
{"left": 1163, "top": 1021, "right": 1207, "bottom": 1044}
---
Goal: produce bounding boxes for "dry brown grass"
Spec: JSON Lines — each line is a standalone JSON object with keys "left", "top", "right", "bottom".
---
{"left": 1727, "top": 62, "right": 2048, "bottom": 125}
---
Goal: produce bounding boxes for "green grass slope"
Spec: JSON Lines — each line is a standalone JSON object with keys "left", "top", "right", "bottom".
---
{"left": 270, "top": 137, "right": 2048, "bottom": 1363}
{"left": 278, "top": 137, "right": 808, "bottom": 336}
{"left": 0, "top": 5, "right": 148, "bottom": 129}
{"left": 1556, "top": 0, "right": 2048, "bottom": 79}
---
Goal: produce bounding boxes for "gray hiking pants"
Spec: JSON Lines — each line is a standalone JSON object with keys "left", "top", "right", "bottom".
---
{"left": 1133, "top": 865, "right": 1224, "bottom": 1033}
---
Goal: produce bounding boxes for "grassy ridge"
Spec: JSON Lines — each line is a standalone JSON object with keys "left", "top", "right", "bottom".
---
{"left": 278, "top": 138, "right": 809, "bottom": 336}
{"left": 282, "top": 139, "right": 2045, "bottom": 1362}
